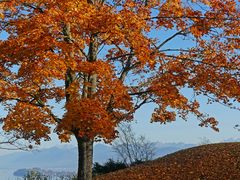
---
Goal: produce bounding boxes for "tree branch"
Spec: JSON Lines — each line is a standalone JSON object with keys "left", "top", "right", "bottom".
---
{"left": 155, "top": 30, "right": 185, "bottom": 50}
{"left": 148, "top": 16, "right": 240, "bottom": 21}
{"left": 165, "top": 55, "right": 240, "bottom": 70}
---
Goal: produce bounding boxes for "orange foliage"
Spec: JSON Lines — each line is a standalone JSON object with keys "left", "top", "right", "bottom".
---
{"left": 0, "top": 0, "right": 239, "bottom": 143}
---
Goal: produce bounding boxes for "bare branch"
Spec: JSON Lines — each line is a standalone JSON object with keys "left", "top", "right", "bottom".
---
{"left": 112, "top": 123, "right": 156, "bottom": 165}
{"left": 107, "top": 53, "right": 134, "bottom": 61}
{"left": 155, "top": 30, "right": 185, "bottom": 50}
{"left": 0, "top": 132, "right": 32, "bottom": 151}
{"left": 148, "top": 16, "right": 240, "bottom": 21}
{"left": 165, "top": 55, "right": 240, "bottom": 70}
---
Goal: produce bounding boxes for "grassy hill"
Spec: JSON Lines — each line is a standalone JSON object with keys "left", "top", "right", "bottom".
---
{"left": 96, "top": 142, "right": 240, "bottom": 180}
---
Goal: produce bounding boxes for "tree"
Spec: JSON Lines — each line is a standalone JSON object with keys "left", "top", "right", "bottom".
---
{"left": 22, "top": 168, "right": 76, "bottom": 180}
{"left": 0, "top": 0, "right": 239, "bottom": 179}
{"left": 198, "top": 136, "right": 211, "bottom": 145}
{"left": 24, "top": 169, "right": 47, "bottom": 180}
{"left": 112, "top": 124, "right": 155, "bottom": 165}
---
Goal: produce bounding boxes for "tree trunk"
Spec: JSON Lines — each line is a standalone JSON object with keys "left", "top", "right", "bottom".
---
{"left": 75, "top": 135, "right": 93, "bottom": 180}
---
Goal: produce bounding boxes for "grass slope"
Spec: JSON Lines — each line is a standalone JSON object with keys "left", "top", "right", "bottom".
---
{"left": 96, "top": 142, "right": 240, "bottom": 180}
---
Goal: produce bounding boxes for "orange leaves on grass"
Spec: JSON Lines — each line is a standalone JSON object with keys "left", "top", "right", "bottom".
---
{"left": 96, "top": 143, "right": 240, "bottom": 180}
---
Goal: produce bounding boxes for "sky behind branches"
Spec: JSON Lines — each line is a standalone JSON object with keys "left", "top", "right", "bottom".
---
{"left": 0, "top": 2, "right": 240, "bottom": 155}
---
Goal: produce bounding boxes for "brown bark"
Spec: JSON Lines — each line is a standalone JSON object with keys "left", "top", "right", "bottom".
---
{"left": 63, "top": 11, "right": 97, "bottom": 179}
{"left": 75, "top": 135, "right": 94, "bottom": 180}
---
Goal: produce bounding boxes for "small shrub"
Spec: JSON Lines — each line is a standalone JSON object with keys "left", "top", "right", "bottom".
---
{"left": 130, "top": 159, "right": 144, "bottom": 166}
{"left": 93, "top": 159, "right": 127, "bottom": 176}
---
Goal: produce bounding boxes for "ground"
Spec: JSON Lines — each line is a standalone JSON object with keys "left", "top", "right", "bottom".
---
{"left": 96, "top": 142, "right": 240, "bottom": 180}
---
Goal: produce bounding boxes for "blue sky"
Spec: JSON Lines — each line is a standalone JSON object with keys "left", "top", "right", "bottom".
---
{"left": 132, "top": 101, "right": 240, "bottom": 143}
{"left": 0, "top": 99, "right": 239, "bottom": 156}
{"left": 41, "top": 86, "right": 240, "bottom": 147}
{"left": 0, "top": 3, "right": 240, "bottom": 155}
{"left": 35, "top": 99, "right": 240, "bottom": 150}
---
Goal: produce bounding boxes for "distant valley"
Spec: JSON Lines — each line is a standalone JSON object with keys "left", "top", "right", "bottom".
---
{"left": 1, "top": 140, "right": 239, "bottom": 179}
{"left": 0, "top": 142, "right": 195, "bottom": 170}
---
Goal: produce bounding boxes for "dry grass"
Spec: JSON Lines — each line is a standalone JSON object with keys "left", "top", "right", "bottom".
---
{"left": 95, "top": 142, "right": 240, "bottom": 180}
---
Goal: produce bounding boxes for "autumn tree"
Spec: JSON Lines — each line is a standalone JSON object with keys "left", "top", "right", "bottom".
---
{"left": 0, "top": 0, "right": 239, "bottom": 179}
{"left": 112, "top": 123, "right": 155, "bottom": 165}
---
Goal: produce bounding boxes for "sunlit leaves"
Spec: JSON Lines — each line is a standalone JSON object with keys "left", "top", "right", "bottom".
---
{"left": 59, "top": 98, "right": 117, "bottom": 141}
{"left": 3, "top": 102, "right": 54, "bottom": 144}
{"left": 0, "top": 0, "right": 239, "bottom": 144}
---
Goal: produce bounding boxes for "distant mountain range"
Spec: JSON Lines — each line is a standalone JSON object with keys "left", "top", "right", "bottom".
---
{"left": 0, "top": 142, "right": 196, "bottom": 170}
{"left": 154, "top": 142, "right": 195, "bottom": 157}
{"left": 1, "top": 139, "right": 239, "bottom": 180}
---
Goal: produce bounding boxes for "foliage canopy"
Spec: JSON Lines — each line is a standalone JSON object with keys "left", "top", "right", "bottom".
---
{"left": 0, "top": 0, "right": 239, "bottom": 145}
